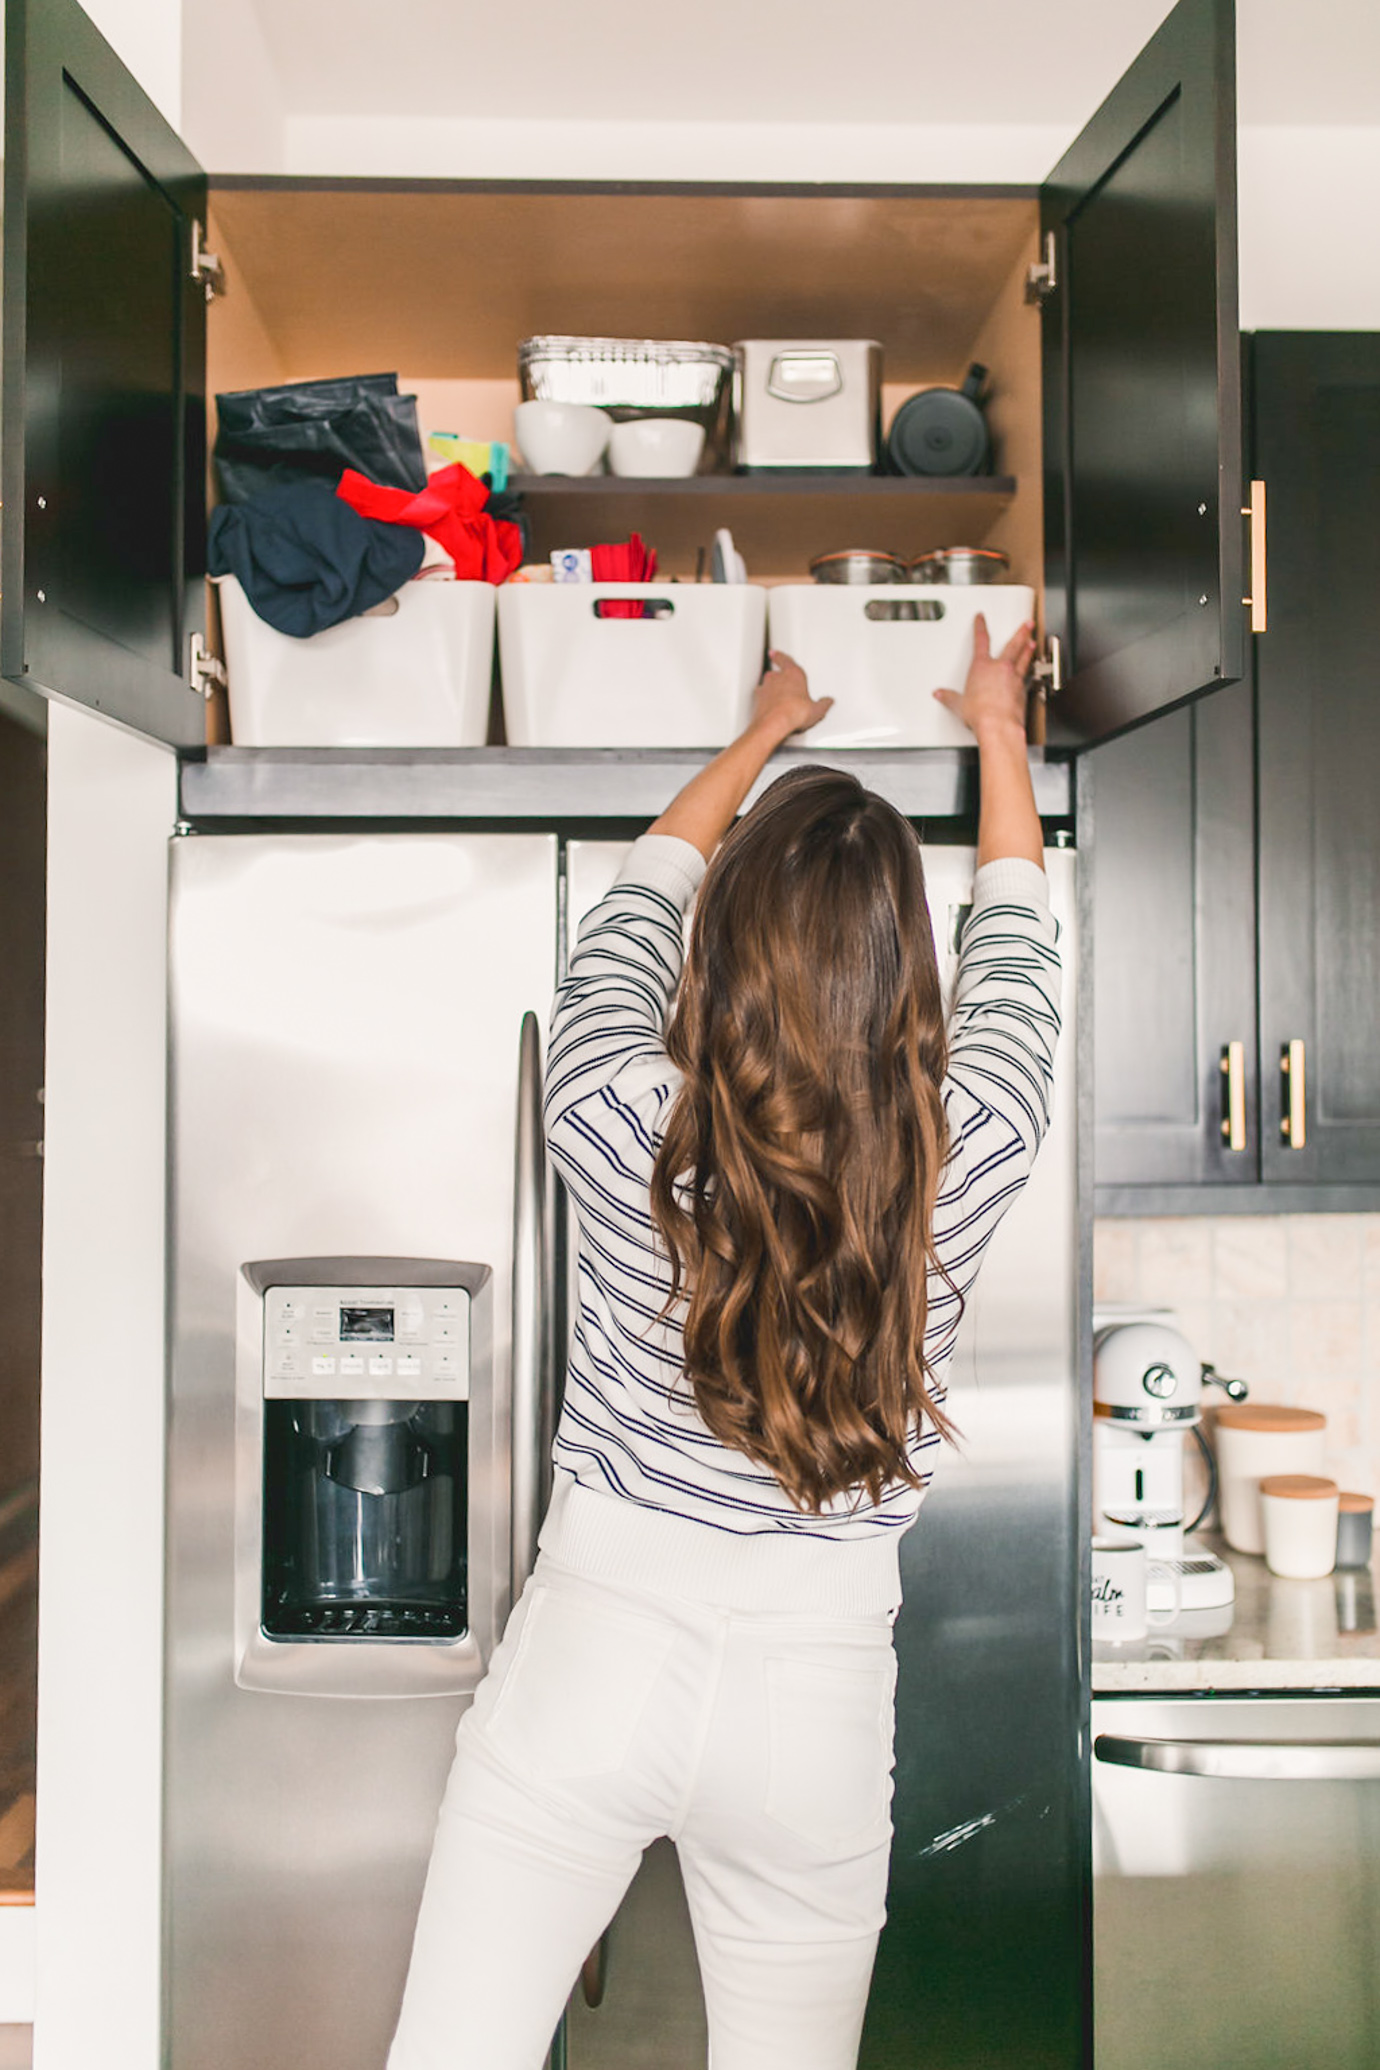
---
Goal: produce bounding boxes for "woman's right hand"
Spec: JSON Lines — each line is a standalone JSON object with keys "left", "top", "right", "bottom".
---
{"left": 933, "top": 615, "right": 1034, "bottom": 742}
{"left": 750, "top": 650, "right": 834, "bottom": 744}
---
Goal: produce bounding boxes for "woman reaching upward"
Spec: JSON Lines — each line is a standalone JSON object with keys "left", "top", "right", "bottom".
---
{"left": 389, "top": 615, "right": 1059, "bottom": 2070}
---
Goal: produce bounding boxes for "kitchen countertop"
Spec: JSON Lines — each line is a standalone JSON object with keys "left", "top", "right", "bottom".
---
{"left": 1092, "top": 1535, "right": 1380, "bottom": 1693}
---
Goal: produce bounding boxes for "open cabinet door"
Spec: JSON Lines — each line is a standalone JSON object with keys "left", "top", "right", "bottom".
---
{"left": 1040, "top": 0, "right": 1243, "bottom": 746}
{"left": 3, "top": 0, "right": 209, "bottom": 747}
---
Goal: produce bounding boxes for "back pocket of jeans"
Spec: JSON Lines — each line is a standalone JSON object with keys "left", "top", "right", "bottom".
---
{"left": 764, "top": 1652, "right": 896, "bottom": 1853}
{"left": 485, "top": 1582, "right": 674, "bottom": 1784}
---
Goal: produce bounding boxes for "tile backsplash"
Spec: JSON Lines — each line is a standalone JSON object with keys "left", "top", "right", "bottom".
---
{"left": 1093, "top": 1215, "right": 1380, "bottom": 1499}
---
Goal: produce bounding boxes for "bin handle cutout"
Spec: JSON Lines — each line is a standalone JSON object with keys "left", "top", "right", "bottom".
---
{"left": 593, "top": 597, "right": 674, "bottom": 620}
{"left": 863, "top": 598, "right": 945, "bottom": 623}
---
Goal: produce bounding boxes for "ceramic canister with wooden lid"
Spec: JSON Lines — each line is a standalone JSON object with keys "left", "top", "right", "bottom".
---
{"left": 1213, "top": 1404, "right": 1328, "bottom": 1554}
{"left": 1336, "top": 1491, "right": 1375, "bottom": 1570}
{"left": 1260, "top": 1474, "right": 1340, "bottom": 1579}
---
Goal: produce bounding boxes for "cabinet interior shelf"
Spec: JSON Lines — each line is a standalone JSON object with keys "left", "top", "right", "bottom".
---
{"left": 507, "top": 473, "right": 1017, "bottom": 575}
{"left": 509, "top": 473, "right": 1016, "bottom": 498}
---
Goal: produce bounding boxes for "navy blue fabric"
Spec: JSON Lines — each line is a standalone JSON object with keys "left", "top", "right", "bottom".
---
{"left": 208, "top": 479, "right": 424, "bottom": 639}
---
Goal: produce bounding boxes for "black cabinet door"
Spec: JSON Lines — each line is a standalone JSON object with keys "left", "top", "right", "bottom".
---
{"left": 1041, "top": 0, "right": 1244, "bottom": 748}
{"left": 1255, "top": 334, "right": 1380, "bottom": 1186}
{"left": 1091, "top": 676, "right": 1257, "bottom": 1188}
{"left": 2, "top": 0, "right": 208, "bottom": 747}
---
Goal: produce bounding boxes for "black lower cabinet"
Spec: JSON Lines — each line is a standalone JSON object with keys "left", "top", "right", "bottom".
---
{"left": 1093, "top": 331, "right": 1380, "bottom": 1203}
{"left": 1091, "top": 678, "right": 1256, "bottom": 1189}
{"left": 1254, "top": 333, "right": 1380, "bottom": 1185}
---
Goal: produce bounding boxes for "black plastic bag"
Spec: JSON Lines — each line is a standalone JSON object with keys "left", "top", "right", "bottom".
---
{"left": 214, "top": 373, "right": 427, "bottom": 504}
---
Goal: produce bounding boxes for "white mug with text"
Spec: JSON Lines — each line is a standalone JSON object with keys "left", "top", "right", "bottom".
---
{"left": 1091, "top": 1536, "right": 1150, "bottom": 1642}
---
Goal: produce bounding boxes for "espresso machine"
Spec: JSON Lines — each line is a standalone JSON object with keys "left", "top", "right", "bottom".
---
{"left": 1092, "top": 1310, "right": 1248, "bottom": 1616}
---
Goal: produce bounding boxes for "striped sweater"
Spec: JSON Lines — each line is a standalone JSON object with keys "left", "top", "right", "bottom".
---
{"left": 539, "top": 832, "right": 1061, "bottom": 1612}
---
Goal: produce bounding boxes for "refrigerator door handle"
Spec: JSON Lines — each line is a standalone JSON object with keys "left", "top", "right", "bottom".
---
{"left": 511, "top": 1010, "right": 548, "bottom": 1600}
{"left": 1095, "top": 1734, "right": 1380, "bottom": 1782}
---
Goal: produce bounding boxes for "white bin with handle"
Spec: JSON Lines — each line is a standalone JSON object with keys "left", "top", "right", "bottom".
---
{"left": 767, "top": 583, "right": 1036, "bottom": 749}
{"left": 218, "top": 574, "right": 495, "bottom": 747}
{"left": 498, "top": 584, "right": 767, "bottom": 747}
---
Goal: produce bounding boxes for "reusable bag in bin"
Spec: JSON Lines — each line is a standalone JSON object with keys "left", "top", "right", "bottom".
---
{"left": 498, "top": 586, "right": 767, "bottom": 748}
{"left": 766, "top": 584, "right": 1035, "bottom": 749}
{"left": 214, "top": 373, "right": 427, "bottom": 503}
{"left": 217, "top": 575, "right": 496, "bottom": 747}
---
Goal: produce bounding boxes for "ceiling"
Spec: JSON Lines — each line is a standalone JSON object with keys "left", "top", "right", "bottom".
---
{"left": 241, "top": 0, "right": 1380, "bottom": 129}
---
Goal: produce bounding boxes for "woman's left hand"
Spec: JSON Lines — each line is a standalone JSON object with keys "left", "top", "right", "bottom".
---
{"left": 750, "top": 651, "right": 834, "bottom": 742}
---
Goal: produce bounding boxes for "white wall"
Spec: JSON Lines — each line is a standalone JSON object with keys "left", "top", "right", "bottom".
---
{"left": 278, "top": 114, "right": 1073, "bottom": 185}
{"left": 80, "top": 0, "right": 180, "bottom": 126}
{"left": 34, "top": 709, "right": 176, "bottom": 2070}
{"left": 1238, "top": 126, "right": 1380, "bottom": 329}
{"left": 33, "top": 16, "right": 182, "bottom": 2070}
{"left": 181, "top": 0, "right": 284, "bottom": 174}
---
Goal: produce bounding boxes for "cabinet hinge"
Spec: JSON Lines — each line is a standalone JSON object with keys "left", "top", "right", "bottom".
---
{"left": 188, "top": 633, "right": 227, "bottom": 699}
{"left": 1031, "top": 633, "right": 1064, "bottom": 696}
{"left": 190, "top": 220, "right": 226, "bottom": 302}
{"left": 1025, "top": 231, "right": 1058, "bottom": 305}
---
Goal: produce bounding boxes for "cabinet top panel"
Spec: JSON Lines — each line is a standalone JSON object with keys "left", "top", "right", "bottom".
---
{"left": 206, "top": 184, "right": 1038, "bottom": 385}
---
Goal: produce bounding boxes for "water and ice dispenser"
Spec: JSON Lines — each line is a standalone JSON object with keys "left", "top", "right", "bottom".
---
{"left": 234, "top": 1257, "right": 504, "bottom": 1697}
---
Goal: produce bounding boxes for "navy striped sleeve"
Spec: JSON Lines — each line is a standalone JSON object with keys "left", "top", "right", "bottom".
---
{"left": 944, "top": 856, "right": 1061, "bottom": 1164}
{"left": 544, "top": 833, "right": 705, "bottom": 1186}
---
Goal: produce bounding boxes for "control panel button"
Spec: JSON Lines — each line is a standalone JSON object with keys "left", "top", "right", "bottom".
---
{"left": 433, "top": 1298, "right": 459, "bottom": 1317}
{"left": 339, "top": 1354, "right": 365, "bottom": 1378}
{"left": 273, "top": 1352, "right": 303, "bottom": 1379}
{"left": 431, "top": 1351, "right": 459, "bottom": 1382}
{"left": 279, "top": 1300, "right": 306, "bottom": 1322}
{"left": 368, "top": 1356, "right": 394, "bottom": 1378}
{"left": 432, "top": 1319, "right": 459, "bottom": 1344}
{"left": 397, "top": 1307, "right": 426, "bottom": 1341}
{"left": 395, "top": 1355, "right": 423, "bottom": 1379}
{"left": 276, "top": 1322, "right": 303, "bottom": 1344}
{"left": 311, "top": 1356, "right": 337, "bottom": 1377}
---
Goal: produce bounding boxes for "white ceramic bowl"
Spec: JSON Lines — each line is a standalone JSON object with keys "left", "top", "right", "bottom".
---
{"left": 608, "top": 418, "right": 706, "bottom": 479}
{"left": 513, "top": 400, "right": 611, "bottom": 477}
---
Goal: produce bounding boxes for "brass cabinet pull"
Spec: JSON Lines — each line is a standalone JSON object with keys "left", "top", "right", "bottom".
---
{"left": 1241, "top": 479, "right": 1267, "bottom": 633}
{"left": 1280, "top": 1038, "right": 1306, "bottom": 1148}
{"left": 1219, "top": 1040, "right": 1246, "bottom": 1150}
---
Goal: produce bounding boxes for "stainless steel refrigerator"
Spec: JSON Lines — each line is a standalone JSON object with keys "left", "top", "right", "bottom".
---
{"left": 165, "top": 829, "right": 1082, "bottom": 2070}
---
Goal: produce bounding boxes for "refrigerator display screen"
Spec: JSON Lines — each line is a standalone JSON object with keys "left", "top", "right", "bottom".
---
{"left": 339, "top": 1306, "right": 395, "bottom": 1342}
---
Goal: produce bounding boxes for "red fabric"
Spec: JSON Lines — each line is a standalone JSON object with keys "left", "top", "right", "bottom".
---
{"left": 337, "top": 462, "right": 523, "bottom": 584}
{"left": 590, "top": 534, "right": 658, "bottom": 617}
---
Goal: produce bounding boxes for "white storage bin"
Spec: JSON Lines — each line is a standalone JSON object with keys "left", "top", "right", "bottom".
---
{"left": 218, "top": 575, "right": 495, "bottom": 747}
{"left": 767, "top": 583, "right": 1036, "bottom": 749}
{"left": 498, "top": 584, "right": 767, "bottom": 747}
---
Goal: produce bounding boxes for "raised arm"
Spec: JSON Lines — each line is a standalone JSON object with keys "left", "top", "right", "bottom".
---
{"left": 933, "top": 615, "right": 1042, "bottom": 868}
{"left": 933, "top": 615, "right": 1059, "bottom": 1160}
{"left": 649, "top": 652, "right": 832, "bottom": 860}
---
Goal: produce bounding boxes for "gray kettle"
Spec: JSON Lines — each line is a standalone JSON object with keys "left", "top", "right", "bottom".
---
{"left": 887, "top": 362, "right": 991, "bottom": 478}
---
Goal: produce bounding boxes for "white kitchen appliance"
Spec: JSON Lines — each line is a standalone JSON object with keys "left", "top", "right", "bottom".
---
{"left": 1092, "top": 1310, "right": 1248, "bottom": 1616}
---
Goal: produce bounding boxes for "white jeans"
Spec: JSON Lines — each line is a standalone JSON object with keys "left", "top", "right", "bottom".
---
{"left": 388, "top": 1555, "right": 898, "bottom": 2070}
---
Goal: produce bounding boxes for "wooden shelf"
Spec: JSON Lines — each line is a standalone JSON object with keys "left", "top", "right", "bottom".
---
{"left": 509, "top": 472, "right": 1019, "bottom": 577}
{"left": 509, "top": 473, "right": 1016, "bottom": 498}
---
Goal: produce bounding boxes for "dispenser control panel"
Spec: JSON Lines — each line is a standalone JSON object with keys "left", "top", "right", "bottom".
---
{"left": 263, "top": 1284, "right": 470, "bottom": 1401}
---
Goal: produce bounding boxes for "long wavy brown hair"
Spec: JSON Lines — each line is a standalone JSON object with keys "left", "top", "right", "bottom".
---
{"left": 650, "top": 765, "right": 957, "bottom": 1513}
